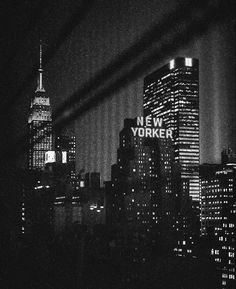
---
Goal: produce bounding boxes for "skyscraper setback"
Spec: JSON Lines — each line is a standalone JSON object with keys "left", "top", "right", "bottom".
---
{"left": 105, "top": 118, "right": 182, "bottom": 252}
{"left": 28, "top": 43, "right": 53, "bottom": 169}
{"left": 143, "top": 57, "right": 200, "bottom": 201}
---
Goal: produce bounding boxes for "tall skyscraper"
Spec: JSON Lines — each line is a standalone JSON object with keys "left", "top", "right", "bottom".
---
{"left": 143, "top": 57, "right": 200, "bottom": 202}
{"left": 28, "top": 43, "right": 53, "bottom": 169}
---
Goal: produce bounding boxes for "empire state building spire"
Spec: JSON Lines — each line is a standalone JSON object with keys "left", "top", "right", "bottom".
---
{"left": 28, "top": 41, "right": 52, "bottom": 169}
{"left": 35, "top": 41, "right": 45, "bottom": 92}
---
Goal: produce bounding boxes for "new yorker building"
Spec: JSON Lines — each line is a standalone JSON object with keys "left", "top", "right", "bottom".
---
{"left": 105, "top": 118, "right": 181, "bottom": 252}
{"left": 28, "top": 43, "right": 53, "bottom": 169}
{"left": 143, "top": 57, "right": 200, "bottom": 202}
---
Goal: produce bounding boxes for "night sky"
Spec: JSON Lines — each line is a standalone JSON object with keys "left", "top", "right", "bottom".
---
{"left": 1, "top": 0, "right": 235, "bottom": 181}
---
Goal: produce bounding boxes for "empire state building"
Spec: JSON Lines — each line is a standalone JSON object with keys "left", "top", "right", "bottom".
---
{"left": 28, "top": 43, "right": 53, "bottom": 169}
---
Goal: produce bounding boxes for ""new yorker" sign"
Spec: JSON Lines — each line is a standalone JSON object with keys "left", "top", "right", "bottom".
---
{"left": 131, "top": 116, "right": 173, "bottom": 139}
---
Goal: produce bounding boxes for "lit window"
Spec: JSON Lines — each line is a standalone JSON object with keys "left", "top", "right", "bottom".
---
{"left": 185, "top": 57, "right": 192, "bottom": 67}
{"left": 169, "top": 59, "right": 175, "bottom": 69}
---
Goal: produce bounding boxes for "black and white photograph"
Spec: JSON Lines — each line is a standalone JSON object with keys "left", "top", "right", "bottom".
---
{"left": 0, "top": 0, "right": 235, "bottom": 288}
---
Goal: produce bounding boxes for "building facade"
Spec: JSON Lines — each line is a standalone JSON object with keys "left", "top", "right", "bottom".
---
{"left": 28, "top": 43, "right": 53, "bottom": 169}
{"left": 143, "top": 57, "right": 200, "bottom": 202}
{"left": 200, "top": 153, "right": 236, "bottom": 289}
{"left": 106, "top": 118, "right": 181, "bottom": 253}
{"left": 55, "top": 132, "right": 76, "bottom": 187}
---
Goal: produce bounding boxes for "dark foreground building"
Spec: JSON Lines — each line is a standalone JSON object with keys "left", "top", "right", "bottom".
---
{"left": 200, "top": 150, "right": 236, "bottom": 289}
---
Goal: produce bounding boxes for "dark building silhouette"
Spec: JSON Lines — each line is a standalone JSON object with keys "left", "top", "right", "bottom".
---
{"left": 84, "top": 172, "right": 100, "bottom": 189}
{"left": 74, "top": 172, "right": 104, "bottom": 228}
{"left": 221, "top": 147, "right": 236, "bottom": 168}
{"left": 106, "top": 118, "right": 184, "bottom": 257}
{"left": 143, "top": 57, "right": 200, "bottom": 202}
{"left": 23, "top": 179, "right": 54, "bottom": 238}
{"left": 0, "top": 168, "right": 23, "bottom": 242}
{"left": 45, "top": 160, "right": 77, "bottom": 234}
{"left": 23, "top": 150, "right": 77, "bottom": 236}
{"left": 54, "top": 132, "right": 76, "bottom": 188}
{"left": 200, "top": 150, "right": 236, "bottom": 289}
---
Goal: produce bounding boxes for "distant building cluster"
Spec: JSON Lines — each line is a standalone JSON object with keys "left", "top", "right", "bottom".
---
{"left": 24, "top": 44, "right": 105, "bottom": 238}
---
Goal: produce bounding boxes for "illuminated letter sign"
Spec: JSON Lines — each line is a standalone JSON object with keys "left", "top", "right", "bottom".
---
{"left": 131, "top": 117, "right": 172, "bottom": 139}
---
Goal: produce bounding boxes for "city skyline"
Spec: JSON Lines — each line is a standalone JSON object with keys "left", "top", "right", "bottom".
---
{"left": 10, "top": 43, "right": 235, "bottom": 185}
{"left": 1, "top": 1, "right": 235, "bottom": 178}
{"left": 0, "top": 1, "right": 235, "bottom": 289}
